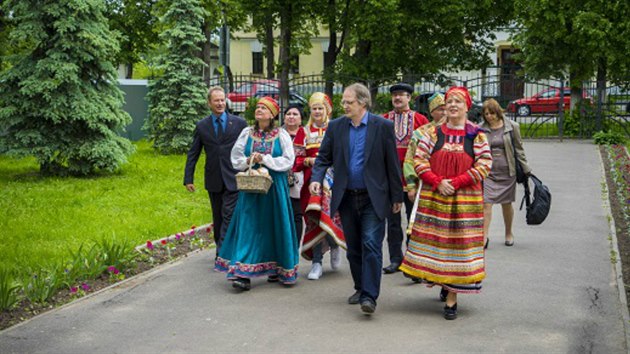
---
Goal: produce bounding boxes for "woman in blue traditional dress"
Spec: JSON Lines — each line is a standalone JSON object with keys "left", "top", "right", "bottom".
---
{"left": 215, "top": 96, "right": 299, "bottom": 291}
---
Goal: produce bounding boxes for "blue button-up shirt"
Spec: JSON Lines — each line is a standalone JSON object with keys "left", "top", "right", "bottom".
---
{"left": 347, "top": 112, "right": 368, "bottom": 189}
{"left": 211, "top": 112, "right": 227, "bottom": 133}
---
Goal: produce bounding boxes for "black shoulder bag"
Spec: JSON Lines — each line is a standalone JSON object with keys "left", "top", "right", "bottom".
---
{"left": 509, "top": 130, "right": 527, "bottom": 184}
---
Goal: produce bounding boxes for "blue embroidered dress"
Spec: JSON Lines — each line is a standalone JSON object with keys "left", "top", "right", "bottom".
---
{"left": 215, "top": 127, "right": 299, "bottom": 284}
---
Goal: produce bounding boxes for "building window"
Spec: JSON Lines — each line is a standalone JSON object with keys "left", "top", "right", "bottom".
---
{"left": 252, "top": 52, "right": 263, "bottom": 74}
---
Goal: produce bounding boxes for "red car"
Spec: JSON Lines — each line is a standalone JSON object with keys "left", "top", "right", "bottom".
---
{"left": 227, "top": 80, "right": 279, "bottom": 113}
{"left": 507, "top": 87, "right": 589, "bottom": 116}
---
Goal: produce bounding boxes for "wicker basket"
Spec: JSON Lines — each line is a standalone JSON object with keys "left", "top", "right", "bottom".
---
{"left": 236, "top": 159, "right": 273, "bottom": 194}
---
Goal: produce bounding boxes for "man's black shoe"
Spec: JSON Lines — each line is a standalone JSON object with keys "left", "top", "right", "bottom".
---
{"left": 348, "top": 290, "right": 361, "bottom": 304}
{"left": 383, "top": 263, "right": 401, "bottom": 274}
{"left": 360, "top": 299, "right": 376, "bottom": 315}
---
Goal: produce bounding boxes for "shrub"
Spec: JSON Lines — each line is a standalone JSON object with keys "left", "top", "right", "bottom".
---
{"left": 594, "top": 131, "right": 627, "bottom": 145}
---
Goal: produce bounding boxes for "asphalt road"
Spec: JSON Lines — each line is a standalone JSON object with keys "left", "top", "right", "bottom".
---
{"left": 0, "top": 140, "right": 627, "bottom": 353}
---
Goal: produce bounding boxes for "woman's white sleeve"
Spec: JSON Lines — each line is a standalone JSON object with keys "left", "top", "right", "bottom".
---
{"left": 231, "top": 127, "right": 251, "bottom": 171}
{"left": 261, "top": 129, "right": 295, "bottom": 172}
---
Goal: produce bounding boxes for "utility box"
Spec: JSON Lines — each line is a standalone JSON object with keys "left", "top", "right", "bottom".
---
{"left": 118, "top": 79, "right": 149, "bottom": 141}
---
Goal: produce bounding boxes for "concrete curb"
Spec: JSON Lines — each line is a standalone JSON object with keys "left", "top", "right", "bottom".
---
{"left": 134, "top": 223, "right": 213, "bottom": 252}
{"left": 0, "top": 223, "right": 215, "bottom": 334}
{"left": 598, "top": 146, "right": 630, "bottom": 354}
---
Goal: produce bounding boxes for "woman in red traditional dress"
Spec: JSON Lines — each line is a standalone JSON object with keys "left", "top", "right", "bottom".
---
{"left": 282, "top": 104, "right": 307, "bottom": 244}
{"left": 399, "top": 87, "right": 492, "bottom": 320}
{"left": 293, "top": 92, "right": 345, "bottom": 280}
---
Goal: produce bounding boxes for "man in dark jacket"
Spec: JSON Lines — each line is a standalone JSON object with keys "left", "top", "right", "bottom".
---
{"left": 309, "top": 83, "right": 403, "bottom": 315}
{"left": 184, "top": 86, "right": 248, "bottom": 254}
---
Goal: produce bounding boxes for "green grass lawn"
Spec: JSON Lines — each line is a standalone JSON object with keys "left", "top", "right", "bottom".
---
{"left": 0, "top": 141, "right": 210, "bottom": 274}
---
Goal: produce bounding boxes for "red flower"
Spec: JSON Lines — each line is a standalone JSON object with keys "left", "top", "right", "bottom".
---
{"left": 70, "top": 287, "right": 78, "bottom": 293}
{"left": 191, "top": 225, "right": 196, "bottom": 229}
{"left": 146, "top": 240, "right": 154, "bottom": 250}
{"left": 161, "top": 239, "right": 167, "bottom": 245}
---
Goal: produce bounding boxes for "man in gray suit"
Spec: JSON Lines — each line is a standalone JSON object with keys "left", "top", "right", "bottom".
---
{"left": 184, "top": 86, "right": 247, "bottom": 254}
{"left": 309, "top": 83, "right": 403, "bottom": 315}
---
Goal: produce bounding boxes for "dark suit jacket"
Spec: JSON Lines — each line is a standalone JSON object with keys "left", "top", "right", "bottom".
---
{"left": 311, "top": 112, "right": 403, "bottom": 220}
{"left": 184, "top": 113, "right": 248, "bottom": 192}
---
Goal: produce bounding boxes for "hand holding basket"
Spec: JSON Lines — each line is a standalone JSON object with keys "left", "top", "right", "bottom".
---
{"left": 236, "top": 157, "right": 273, "bottom": 194}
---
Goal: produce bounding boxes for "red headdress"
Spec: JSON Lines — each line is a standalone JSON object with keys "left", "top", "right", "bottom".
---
{"left": 445, "top": 86, "right": 472, "bottom": 110}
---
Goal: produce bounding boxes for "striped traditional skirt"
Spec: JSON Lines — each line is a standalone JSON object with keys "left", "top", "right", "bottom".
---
{"left": 400, "top": 185, "right": 485, "bottom": 294}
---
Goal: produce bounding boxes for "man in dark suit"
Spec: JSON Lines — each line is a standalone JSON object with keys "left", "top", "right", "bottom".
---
{"left": 184, "top": 86, "right": 248, "bottom": 254}
{"left": 309, "top": 83, "right": 403, "bottom": 315}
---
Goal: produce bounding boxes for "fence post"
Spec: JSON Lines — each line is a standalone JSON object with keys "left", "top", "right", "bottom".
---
{"left": 558, "top": 80, "right": 565, "bottom": 141}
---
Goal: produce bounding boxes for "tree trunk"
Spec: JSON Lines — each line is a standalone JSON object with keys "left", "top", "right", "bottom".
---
{"left": 595, "top": 58, "right": 607, "bottom": 132}
{"left": 324, "top": 0, "right": 338, "bottom": 98}
{"left": 126, "top": 63, "right": 133, "bottom": 79}
{"left": 201, "top": 21, "right": 213, "bottom": 86}
{"left": 568, "top": 71, "right": 582, "bottom": 113}
{"left": 265, "top": 15, "right": 275, "bottom": 79}
{"left": 279, "top": 3, "right": 292, "bottom": 123}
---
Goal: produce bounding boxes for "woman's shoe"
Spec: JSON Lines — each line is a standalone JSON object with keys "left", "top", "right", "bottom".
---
{"left": 484, "top": 238, "right": 489, "bottom": 249}
{"left": 267, "top": 275, "right": 280, "bottom": 283}
{"left": 443, "top": 303, "right": 458, "bottom": 320}
{"left": 505, "top": 240, "right": 514, "bottom": 246}
{"left": 232, "top": 278, "right": 251, "bottom": 291}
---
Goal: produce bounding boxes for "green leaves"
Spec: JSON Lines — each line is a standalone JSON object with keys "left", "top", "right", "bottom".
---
{"left": 146, "top": 0, "right": 208, "bottom": 154}
{"left": 0, "top": 0, "right": 133, "bottom": 176}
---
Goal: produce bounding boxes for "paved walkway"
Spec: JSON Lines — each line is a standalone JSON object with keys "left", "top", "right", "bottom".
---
{"left": 0, "top": 141, "right": 627, "bottom": 353}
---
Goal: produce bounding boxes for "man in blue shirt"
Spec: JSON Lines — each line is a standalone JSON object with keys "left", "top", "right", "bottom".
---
{"left": 184, "top": 87, "right": 247, "bottom": 255}
{"left": 309, "top": 83, "right": 403, "bottom": 315}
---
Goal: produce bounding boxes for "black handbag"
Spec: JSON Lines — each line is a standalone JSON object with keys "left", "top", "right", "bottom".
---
{"left": 520, "top": 174, "right": 551, "bottom": 225}
{"left": 509, "top": 130, "right": 527, "bottom": 184}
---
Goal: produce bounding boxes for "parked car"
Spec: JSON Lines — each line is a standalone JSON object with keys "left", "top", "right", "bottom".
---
{"left": 506, "top": 87, "right": 590, "bottom": 116}
{"left": 227, "top": 80, "right": 280, "bottom": 113}
{"left": 587, "top": 85, "right": 630, "bottom": 113}
{"left": 415, "top": 91, "right": 483, "bottom": 123}
{"left": 250, "top": 89, "right": 308, "bottom": 111}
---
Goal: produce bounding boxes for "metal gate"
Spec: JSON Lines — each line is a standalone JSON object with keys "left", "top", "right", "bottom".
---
{"left": 208, "top": 72, "right": 629, "bottom": 139}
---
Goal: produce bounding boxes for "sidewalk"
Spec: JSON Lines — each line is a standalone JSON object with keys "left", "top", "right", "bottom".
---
{"left": 0, "top": 140, "right": 626, "bottom": 353}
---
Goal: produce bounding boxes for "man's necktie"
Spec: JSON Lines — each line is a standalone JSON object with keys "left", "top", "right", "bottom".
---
{"left": 216, "top": 118, "right": 223, "bottom": 138}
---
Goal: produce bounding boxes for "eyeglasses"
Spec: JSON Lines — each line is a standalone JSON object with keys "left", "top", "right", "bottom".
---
{"left": 341, "top": 100, "right": 356, "bottom": 106}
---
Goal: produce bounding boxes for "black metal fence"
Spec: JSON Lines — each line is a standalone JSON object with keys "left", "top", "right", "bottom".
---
{"left": 210, "top": 70, "right": 629, "bottom": 139}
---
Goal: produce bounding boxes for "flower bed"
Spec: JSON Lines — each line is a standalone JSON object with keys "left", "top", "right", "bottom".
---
{"left": 601, "top": 144, "right": 630, "bottom": 314}
{"left": 0, "top": 224, "right": 214, "bottom": 330}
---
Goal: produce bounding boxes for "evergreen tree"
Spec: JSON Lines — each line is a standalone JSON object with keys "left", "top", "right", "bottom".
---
{"left": 0, "top": 0, "right": 134, "bottom": 175}
{"left": 145, "top": 0, "right": 208, "bottom": 154}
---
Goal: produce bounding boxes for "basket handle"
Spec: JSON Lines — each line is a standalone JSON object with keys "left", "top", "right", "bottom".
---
{"left": 247, "top": 155, "right": 259, "bottom": 175}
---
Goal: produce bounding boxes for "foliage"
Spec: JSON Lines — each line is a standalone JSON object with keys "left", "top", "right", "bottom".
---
{"left": 374, "top": 93, "right": 394, "bottom": 114}
{"left": 513, "top": 0, "right": 630, "bottom": 86}
{"left": 21, "top": 265, "right": 65, "bottom": 304}
{"left": 0, "top": 140, "right": 209, "bottom": 275}
{"left": 98, "top": 237, "right": 138, "bottom": 273}
{"left": 0, "top": 0, "right": 134, "bottom": 176}
{"left": 244, "top": 97, "right": 259, "bottom": 124}
{"left": 334, "top": 0, "right": 515, "bottom": 83}
{"left": 606, "top": 145, "right": 630, "bottom": 236}
{"left": 594, "top": 131, "right": 627, "bottom": 145}
{"left": 145, "top": 0, "right": 209, "bottom": 154}
{"left": 105, "top": 0, "right": 160, "bottom": 78}
{"left": 0, "top": 269, "right": 21, "bottom": 311}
